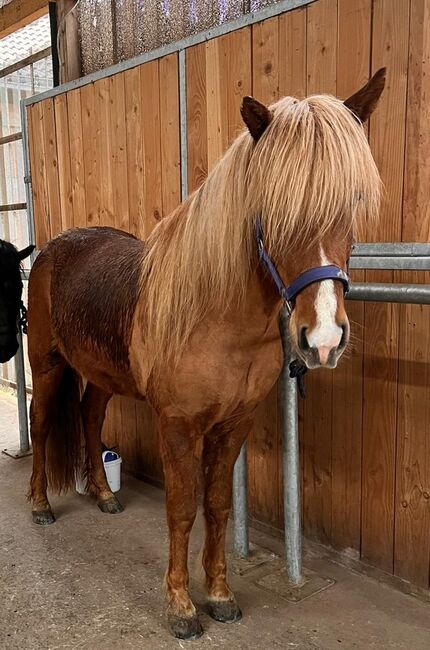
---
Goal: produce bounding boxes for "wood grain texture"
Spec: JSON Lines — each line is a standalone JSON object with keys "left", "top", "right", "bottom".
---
{"left": 80, "top": 84, "right": 100, "bottom": 227}
{"left": 66, "top": 88, "right": 86, "bottom": 228}
{"left": 249, "top": 17, "right": 280, "bottom": 528}
{"left": 140, "top": 61, "right": 163, "bottom": 237}
{"left": 361, "top": 0, "right": 409, "bottom": 573}
{"left": 302, "top": 0, "right": 338, "bottom": 544}
{"left": 330, "top": 0, "right": 371, "bottom": 554}
{"left": 159, "top": 54, "right": 181, "bottom": 217}
{"left": 185, "top": 43, "right": 208, "bottom": 193}
{"left": 124, "top": 66, "right": 144, "bottom": 238}
{"left": 278, "top": 8, "right": 307, "bottom": 98}
{"left": 27, "top": 103, "right": 50, "bottom": 246}
{"left": 394, "top": 0, "right": 430, "bottom": 588}
{"left": 53, "top": 94, "right": 73, "bottom": 231}
{"left": 186, "top": 43, "right": 208, "bottom": 194}
{"left": 95, "top": 77, "right": 115, "bottom": 225}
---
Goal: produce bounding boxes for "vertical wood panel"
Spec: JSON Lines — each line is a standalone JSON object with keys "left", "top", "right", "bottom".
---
{"left": 278, "top": 7, "right": 307, "bottom": 98}
{"left": 186, "top": 44, "right": 208, "bottom": 193}
{"left": 80, "top": 84, "right": 100, "bottom": 227}
{"left": 95, "top": 77, "right": 115, "bottom": 224}
{"left": 205, "top": 37, "right": 229, "bottom": 172}
{"left": 302, "top": 0, "right": 338, "bottom": 544}
{"left": 40, "top": 99, "right": 62, "bottom": 238}
{"left": 124, "top": 66, "right": 144, "bottom": 238}
{"left": 330, "top": 0, "right": 371, "bottom": 553}
{"left": 53, "top": 94, "right": 73, "bottom": 230}
{"left": 66, "top": 88, "right": 86, "bottom": 228}
{"left": 277, "top": 6, "right": 307, "bottom": 525}
{"left": 361, "top": 0, "right": 409, "bottom": 572}
{"left": 186, "top": 43, "right": 208, "bottom": 194}
{"left": 249, "top": 17, "right": 280, "bottom": 528}
{"left": 140, "top": 61, "right": 163, "bottom": 237}
{"left": 27, "top": 103, "right": 50, "bottom": 246}
{"left": 394, "top": 0, "right": 430, "bottom": 588}
{"left": 159, "top": 54, "right": 181, "bottom": 217}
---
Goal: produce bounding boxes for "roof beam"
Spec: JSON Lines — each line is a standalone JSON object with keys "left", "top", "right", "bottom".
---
{"left": 0, "top": 0, "right": 48, "bottom": 39}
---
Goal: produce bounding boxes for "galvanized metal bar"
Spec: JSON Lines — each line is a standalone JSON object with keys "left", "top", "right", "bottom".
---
{"left": 352, "top": 242, "right": 430, "bottom": 257}
{"left": 22, "top": 0, "right": 315, "bottom": 108}
{"left": 0, "top": 47, "right": 52, "bottom": 80}
{"left": 14, "top": 328, "right": 30, "bottom": 454}
{"left": 347, "top": 283, "right": 430, "bottom": 304}
{"left": 20, "top": 99, "right": 36, "bottom": 265}
{"left": 349, "top": 257, "right": 430, "bottom": 271}
{"left": 178, "top": 49, "right": 188, "bottom": 202}
{"left": 280, "top": 310, "right": 302, "bottom": 585}
{"left": 233, "top": 443, "right": 249, "bottom": 558}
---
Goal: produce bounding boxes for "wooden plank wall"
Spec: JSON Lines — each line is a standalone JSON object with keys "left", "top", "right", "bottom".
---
{"left": 27, "top": 0, "right": 430, "bottom": 589}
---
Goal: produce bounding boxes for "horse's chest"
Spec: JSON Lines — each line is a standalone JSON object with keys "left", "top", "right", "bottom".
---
{"left": 152, "top": 333, "right": 283, "bottom": 425}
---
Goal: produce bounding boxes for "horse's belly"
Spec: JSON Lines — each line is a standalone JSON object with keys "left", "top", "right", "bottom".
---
{"left": 59, "top": 345, "right": 142, "bottom": 398}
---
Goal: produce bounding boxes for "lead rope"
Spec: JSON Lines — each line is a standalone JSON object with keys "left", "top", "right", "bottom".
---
{"left": 18, "top": 301, "right": 28, "bottom": 335}
{"left": 288, "top": 358, "right": 308, "bottom": 399}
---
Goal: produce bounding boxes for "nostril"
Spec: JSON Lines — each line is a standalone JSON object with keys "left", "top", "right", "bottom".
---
{"left": 339, "top": 322, "right": 349, "bottom": 348}
{"left": 299, "top": 326, "right": 309, "bottom": 352}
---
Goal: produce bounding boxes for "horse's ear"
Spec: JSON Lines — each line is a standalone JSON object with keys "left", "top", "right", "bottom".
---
{"left": 18, "top": 244, "right": 35, "bottom": 261}
{"left": 344, "top": 67, "right": 386, "bottom": 123}
{"left": 241, "top": 96, "right": 272, "bottom": 141}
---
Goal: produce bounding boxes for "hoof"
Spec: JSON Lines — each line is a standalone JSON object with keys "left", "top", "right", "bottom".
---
{"left": 207, "top": 599, "right": 242, "bottom": 624}
{"left": 97, "top": 496, "right": 124, "bottom": 514}
{"left": 32, "top": 509, "right": 55, "bottom": 526}
{"left": 168, "top": 613, "right": 203, "bottom": 640}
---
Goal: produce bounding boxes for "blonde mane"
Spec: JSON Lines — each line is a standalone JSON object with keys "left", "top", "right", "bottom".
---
{"left": 141, "top": 94, "right": 381, "bottom": 365}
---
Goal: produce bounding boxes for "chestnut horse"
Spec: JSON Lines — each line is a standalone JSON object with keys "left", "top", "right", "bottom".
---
{"left": 27, "top": 69, "right": 385, "bottom": 639}
{"left": 0, "top": 240, "right": 34, "bottom": 363}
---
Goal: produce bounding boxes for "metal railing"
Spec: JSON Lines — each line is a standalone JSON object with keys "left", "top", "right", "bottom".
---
{"left": 233, "top": 248, "right": 430, "bottom": 585}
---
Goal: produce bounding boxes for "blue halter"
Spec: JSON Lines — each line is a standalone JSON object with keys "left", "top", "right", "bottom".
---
{"left": 255, "top": 220, "right": 350, "bottom": 315}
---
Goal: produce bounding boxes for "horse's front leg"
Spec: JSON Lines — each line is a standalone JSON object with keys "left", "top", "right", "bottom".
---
{"left": 159, "top": 415, "right": 202, "bottom": 640}
{"left": 202, "top": 418, "right": 250, "bottom": 623}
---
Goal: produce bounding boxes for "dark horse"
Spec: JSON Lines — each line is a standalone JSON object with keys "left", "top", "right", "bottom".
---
{"left": 0, "top": 240, "right": 34, "bottom": 363}
{"left": 27, "top": 70, "right": 385, "bottom": 639}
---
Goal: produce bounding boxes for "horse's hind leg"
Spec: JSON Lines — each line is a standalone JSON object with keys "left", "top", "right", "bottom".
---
{"left": 202, "top": 419, "right": 250, "bottom": 623}
{"left": 30, "top": 361, "right": 65, "bottom": 525}
{"left": 81, "top": 383, "right": 123, "bottom": 514}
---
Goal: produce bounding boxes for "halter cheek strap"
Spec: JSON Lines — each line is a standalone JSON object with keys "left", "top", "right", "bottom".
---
{"left": 256, "top": 220, "right": 350, "bottom": 314}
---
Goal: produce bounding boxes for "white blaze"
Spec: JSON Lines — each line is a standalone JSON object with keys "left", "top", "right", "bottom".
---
{"left": 306, "top": 247, "right": 343, "bottom": 364}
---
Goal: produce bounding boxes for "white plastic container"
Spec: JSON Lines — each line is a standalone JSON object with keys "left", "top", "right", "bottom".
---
{"left": 75, "top": 450, "right": 122, "bottom": 494}
{"left": 102, "top": 450, "right": 122, "bottom": 493}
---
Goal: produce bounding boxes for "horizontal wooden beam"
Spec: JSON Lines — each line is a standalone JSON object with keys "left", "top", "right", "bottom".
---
{"left": 0, "top": 0, "right": 48, "bottom": 39}
{"left": 0, "top": 202, "right": 27, "bottom": 212}
{"left": 0, "top": 131, "right": 22, "bottom": 146}
{"left": 0, "top": 46, "right": 51, "bottom": 79}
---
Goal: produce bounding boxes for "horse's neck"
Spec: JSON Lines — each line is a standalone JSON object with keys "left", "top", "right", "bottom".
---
{"left": 225, "top": 265, "right": 283, "bottom": 339}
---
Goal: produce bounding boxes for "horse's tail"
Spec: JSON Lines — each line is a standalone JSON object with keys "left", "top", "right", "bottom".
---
{"left": 45, "top": 365, "right": 83, "bottom": 493}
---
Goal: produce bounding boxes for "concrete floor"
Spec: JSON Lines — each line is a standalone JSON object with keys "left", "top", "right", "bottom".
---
{"left": 1, "top": 390, "right": 429, "bottom": 650}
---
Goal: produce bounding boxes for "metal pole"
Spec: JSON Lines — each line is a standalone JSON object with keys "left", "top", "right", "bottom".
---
{"left": 14, "top": 329, "right": 30, "bottom": 454}
{"left": 233, "top": 443, "right": 249, "bottom": 558}
{"left": 280, "top": 310, "right": 302, "bottom": 585}
{"left": 347, "top": 282, "right": 430, "bottom": 304}
{"left": 178, "top": 48, "right": 188, "bottom": 201}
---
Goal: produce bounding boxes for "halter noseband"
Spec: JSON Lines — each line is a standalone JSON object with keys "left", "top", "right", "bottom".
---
{"left": 256, "top": 220, "right": 350, "bottom": 315}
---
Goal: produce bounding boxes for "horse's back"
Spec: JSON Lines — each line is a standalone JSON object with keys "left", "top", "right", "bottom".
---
{"left": 29, "top": 227, "right": 145, "bottom": 376}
